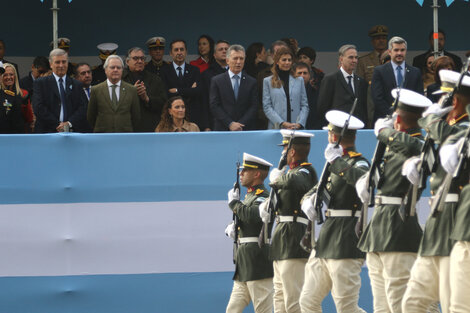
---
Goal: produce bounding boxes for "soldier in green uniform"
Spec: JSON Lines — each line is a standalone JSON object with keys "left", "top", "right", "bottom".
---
{"left": 144, "top": 37, "right": 170, "bottom": 78}
{"left": 299, "top": 110, "right": 368, "bottom": 313}
{"left": 355, "top": 89, "right": 431, "bottom": 313}
{"left": 225, "top": 152, "right": 274, "bottom": 313}
{"left": 91, "top": 43, "right": 119, "bottom": 86}
{"left": 437, "top": 77, "right": 470, "bottom": 312}
{"left": 401, "top": 70, "right": 470, "bottom": 312}
{"left": 259, "top": 130, "right": 318, "bottom": 313}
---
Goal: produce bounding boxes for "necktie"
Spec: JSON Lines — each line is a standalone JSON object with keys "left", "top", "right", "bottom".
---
{"left": 347, "top": 75, "right": 354, "bottom": 94}
{"left": 233, "top": 75, "right": 240, "bottom": 100}
{"left": 111, "top": 85, "right": 118, "bottom": 110}
{"left": 177, "top": 66, "right": 183, "bottom": 79}
{"left": 396, "top": 65, "right": 403, "bottom": 87}
{"left": 86, "top": 87, "right": 90, "bottom": 99}
{"left": 58, "top": 77, "right": 66, "bottom": 122}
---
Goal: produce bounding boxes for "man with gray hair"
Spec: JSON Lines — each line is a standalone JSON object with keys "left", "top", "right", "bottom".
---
{"left": 317, "top": 44, "right": 368, "bottom": 126}
{"left": 33, "top": 48, "right": 89, "bottom": 133}
{"left": 371, "top": 36, "right": 423, "bottom": 123}
{"left": 210, "top": 44, "right": 258, "bottom": 131}
{"left": 122, "top": 47, "right": 167, "bottom": 132}
{"left": 87, "top": 55, "right": 140, "bottom": 132}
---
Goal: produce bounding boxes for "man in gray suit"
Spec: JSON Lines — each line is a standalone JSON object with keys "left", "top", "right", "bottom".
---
{"left": 87, "top": 55, "right": 140, "bottom": 132}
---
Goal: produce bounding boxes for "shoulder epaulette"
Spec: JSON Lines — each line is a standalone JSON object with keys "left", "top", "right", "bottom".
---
{"left": 4, "top": 90, "right": 15, "bottom": 96}
{"left": 347, "top": 151, "right": 362, "bottom": 158}
{"left": 449, "top": 113, "right": 469, "bottom": 126}
{"left": 255, "top": 189, "right": 264, "bottom": 195}
{"left": 410, "top": 132, "right": 422, "bottom": 137}
{"left": 300, "top": 162, "right": 312, "bottom": 166}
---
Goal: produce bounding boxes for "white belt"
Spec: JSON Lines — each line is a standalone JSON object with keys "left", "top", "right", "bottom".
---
{"left": 430, "top": 193, "right": 459, "bottom": 203}
{"left": 238, "top": 237, "right": 258, "bottom": 244}
{"left": 326, "top": 209, "right": 361, "bottom": 217}
{"left": 375, "top": 195, "right": 402, "bottom": 205}
{"left": 276, "top": 216, "right": 309, "bottom": 225}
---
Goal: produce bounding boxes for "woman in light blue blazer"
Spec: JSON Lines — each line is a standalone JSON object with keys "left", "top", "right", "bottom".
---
{"left": 262, "top": 46, "right": 309, "bottom": 129}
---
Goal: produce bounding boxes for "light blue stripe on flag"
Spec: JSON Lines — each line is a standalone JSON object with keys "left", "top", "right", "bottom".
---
{"left": 416, "top": 0, "right": 424, "bottom": 6}
{"left": 446, "top": 0, "right": 454, "bottom": 5}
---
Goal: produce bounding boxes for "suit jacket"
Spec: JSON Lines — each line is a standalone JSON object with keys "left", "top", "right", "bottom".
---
{"left": 160, "top": 63, "right": 206, "bottom": 129}
{"left": 209, "top": 71, "right": 258, "bottom": 131}
{"left": 87, "top": 80, "right": 141, "bottom": 132}
{"left": 262, "top": 75, "right": 309, "bottom": 129}
{"left": 122, "top": 69, "right": 167, "bottom": 132}
{"left": 33, "top": 75, "right": 89, "bottom": 133}
{"left": 201, "top": 62, "right": 227, "bottom": 129}
{"left": 19, "top": 73, "right": 34, "bottom": 99}
{"left": 371, "top": 62, "right": 423, "bottom": 122}
{"left": 317, "top": 70, "right": 368, "bottom": 126}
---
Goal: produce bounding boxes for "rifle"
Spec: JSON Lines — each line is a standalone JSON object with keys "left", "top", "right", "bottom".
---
{"left": 300, "top": 98, "right": 358, "bottom": 253}
{"left": 355, "top": 83, "right": 404, "bottom": 238}
{"left": 232, "top": 156, "right": 240, "bottom": 264}
{"left": 258, "top": 130, "right": 295, "bottom": 247}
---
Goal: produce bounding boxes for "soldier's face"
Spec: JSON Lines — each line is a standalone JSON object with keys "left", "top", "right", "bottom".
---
{"left": 340, "top": 49, "right": 358, "bottom": 73}
{"left": 149, "top": 47, "right": 165, "bottom": 62}
{"left": 371, "top": 35, "right": 388, "bottom": 52}
{"left": 389, "top": 43, "right": 407, "bottom": 65}
{"left": 50, "top": 54, "right": 68, "bottom": 77}
{"left": 240, "top": 168, "right": 256, "bottom": 187}
{"left": 170, "top": 42, "right": 187, "bottom": 65}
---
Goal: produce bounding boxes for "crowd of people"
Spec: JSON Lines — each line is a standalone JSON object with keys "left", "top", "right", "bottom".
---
{"left": 0, "top": 26, "right": 468, "bottom": 134}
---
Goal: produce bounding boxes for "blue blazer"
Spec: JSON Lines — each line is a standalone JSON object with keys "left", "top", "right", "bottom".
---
{"left": 262, "top": 75, "right": 309, "bottom": 129}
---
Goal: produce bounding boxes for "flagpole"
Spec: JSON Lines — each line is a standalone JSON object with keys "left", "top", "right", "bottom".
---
{"left": 432, "top": 0, "right": 440, "bottom": 58}
{"left": 51, "top": 0, "right": 59, "bottom": 49}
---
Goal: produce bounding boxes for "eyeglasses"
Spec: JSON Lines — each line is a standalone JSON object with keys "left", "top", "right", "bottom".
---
{"left": 131, "top": 56, "right": 145, "bottom": 61}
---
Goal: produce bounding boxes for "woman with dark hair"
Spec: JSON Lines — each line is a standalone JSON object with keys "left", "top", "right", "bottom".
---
{"left": 190, "top": 35, "right": 214, "bottom": 73}
{"left": 426, "top": 56, "right": 455, "bottom": 102}
{"left": 155, "top": 96, "right": 200, "bottom": 132}
{"left": 262, "top": 46, "right": 309, "bottom": 129}
{"left": 244, "top": 42, "right": 269, "bottom": 78}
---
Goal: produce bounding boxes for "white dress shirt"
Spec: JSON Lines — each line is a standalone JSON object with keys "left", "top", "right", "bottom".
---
{"left": 106, "top": 79, "right": 121, "bottom": 101}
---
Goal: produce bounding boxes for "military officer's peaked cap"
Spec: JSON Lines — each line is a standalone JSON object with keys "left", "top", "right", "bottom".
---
{"left": 368, "top": 25, "right": 389, "bottom": 37}
{"left": 146, "top": 37, "right": 166, "bottom": 48}
{"left": 49, "top": 37, "right": 70, "bottom": 49}
{"left": 279, "top": 129, "right": 314, "bottom": 146}
{"left": 433, "top": 69, "right": 460, "bottom": 95}
{"left": 391, "top": 88, "right": 432, "bottom": 113}
{"left": 323, "top": 110, "right": 364, "bottom": 135}
{"left": 241, "top": 153, "right": 273, "bottom": 171}
{"left": 97, "top": 43, "right": 119, "bottom": 60}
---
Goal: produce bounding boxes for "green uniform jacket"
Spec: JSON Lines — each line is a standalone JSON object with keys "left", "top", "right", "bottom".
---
{"left": 358, "top": 128, "right": 424, "bottom": 253}
{"left": 418, "top": 113, "right": 469, "bottom": 256}
{"left": 306, "top": 148, "right": 369, "bottom": 259}
{"left": 270, "top": 163, "right": 318, "bottom": 260}
{"left": 229, "top": 184, "right": 273, "bottom": 282}
{"left": 357, "top": 51, "right": 381, "bottom": 83}
{"left": 122, "top": 70, "right": 167, "bottom": 132}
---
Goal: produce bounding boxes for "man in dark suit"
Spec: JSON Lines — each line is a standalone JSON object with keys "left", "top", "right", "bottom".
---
{"left": 160, "top": 39, "right": 206, "bottom": 130}
{"left": 33, "top": 49, "right": 89, "bottom": 133}
{"left": 19, "top": 56, "right": 50, "bottom": 101}
{"left": 371, "top": 36, "right": 424, "bottom": 123}
{"left": 210, "top": 44, "right": 258, "bottom": 131}
{"left": 317, "top": 44, "right": 368, "bottom": 127}
{"left": 412, "top": 29, "right": 462, "bottom": 72}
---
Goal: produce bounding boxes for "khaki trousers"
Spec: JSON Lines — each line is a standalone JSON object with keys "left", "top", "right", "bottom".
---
{"left": 366, "top": 251, "right": 417, "bottom": 313}
{"left": 226, "top": 277, "right": 274, "bottom": 313}
{"left": 450, "top": 241, "right": 470, "bottom": 313}
{"left": 273, "top": 258, "right": 307, "bottom": 313}
{"left": 402, "top": 255, "right": 449, "bottom": 313}
{"left": 299, "top": 255, "right": 366, "bottom": 313}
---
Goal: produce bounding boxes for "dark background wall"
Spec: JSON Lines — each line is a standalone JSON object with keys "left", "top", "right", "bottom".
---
{"left": 3, "top": 0, "right": 470, "bottom": 57}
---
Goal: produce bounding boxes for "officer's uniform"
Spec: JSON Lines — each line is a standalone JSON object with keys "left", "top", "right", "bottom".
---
{"left": 144, "top": 37, "right": 170, "bottom": 78}
{"left": 226, "top": 153, "right": 274, "bottom": 313}
{"left": 91, "top": 43, "right": 119, "bottom": 86}
{"left": 358, "top": 89, "right": 431, "bottom": 312}
{"left": 299, "top": 111, "right": 368, "bottom": 313}
{"left": 268, "top": 130, "right": 318, "bottom": 313}
{"left": 0, "top": 87, "right": 24, "bottom": 133}
{"left": 402, "top": 70, "right": 470, "bottom": 313}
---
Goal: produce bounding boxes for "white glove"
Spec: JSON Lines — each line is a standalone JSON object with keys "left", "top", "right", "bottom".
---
{"left": 225, "top": 222, "right": 235, "bottom": 240}
{"left": 440, "top": 138, "right": 464, "bottom": 174}
{"left": 269, "top": 166, "right": 287, "bottom": 183}
{"left": 402, "top": 157, "right": 421, "bottom": 185}
{"left": 259, "top": 198, "right": 270, "bottom": 223}
{"left": 374, "top": 116, "right": 394, "bottom": 136}
{"left": 227, "top": 187, "right": 240, "bottom": 204}
{"left": 422, "top": 103, "right": 452, "bottom": 118}
{"left": 324, "top": 143, "right": 343, "bottom": 163}
{"left": 355, "top": 173, "right": 370, "bottom": 204}
{"left": 301, "top": 194, "right": 317, "bottom": 221}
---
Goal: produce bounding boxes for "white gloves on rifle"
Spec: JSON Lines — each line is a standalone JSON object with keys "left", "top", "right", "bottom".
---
{"left": 259, "top": 198, "right": 270, "bottom": 223}
{"left": 402, "top": 157, "right": 421, "bottom": 185}
{"left": 324, "top": 143, "right": 343, "bottom": 164}
{"left": 374, "top": 116, "right": 395, "bottom": 136}
{"left": 301, "top": 194, "right": 317, "bottom": 221}
{"left": 422, "top": 103, "right": 452, "bottom": 118}
{"left": 269, "top": 166, "right": 287, "bottom": 183}
{"left": 225, "top": 222, "right": 235, "bottom": 240}
{"left": 227, "top": 187, "right": 240, "bottom": 204}
{"left": 440, "top": 138, "right": 464, "bottom": 174}
{"left": 355, "top": 173, "right": 370, "bottom": 204}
